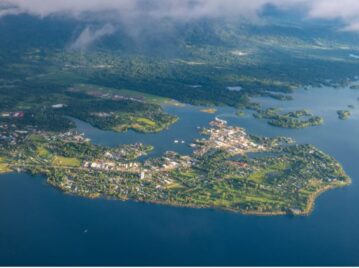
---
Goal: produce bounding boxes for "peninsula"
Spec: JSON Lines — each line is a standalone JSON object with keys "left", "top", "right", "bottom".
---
{"left": 0, "top": 116, "right": 350, "bottom": 216}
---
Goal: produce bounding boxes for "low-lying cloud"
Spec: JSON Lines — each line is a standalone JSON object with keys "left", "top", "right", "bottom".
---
{"left": 70, "top": 24, "right": 115, "bottom": 50}
{"left": 1, "top": 0, "right": 359, "bottom": 32}
{"left": 306, "top": 0, "right": 359, "bottom": 31}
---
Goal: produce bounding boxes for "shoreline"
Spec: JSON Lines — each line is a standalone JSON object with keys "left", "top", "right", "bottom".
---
{"left": 25, "top": 171, "right": 353, "bottom": 217}
{"left": 299, "top": 179, "right": 352, "bottom": 216}
{"left": 241, "top": 178, "right": 352, "bottom": 216}
{"left": 0, "top": 168, "right": 352, "bottom": 217}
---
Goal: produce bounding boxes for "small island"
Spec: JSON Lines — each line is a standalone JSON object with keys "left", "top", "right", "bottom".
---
{"left": 337, "top": 110, "right": 351, "bottom": 120}
{"left": 236, "top": 110, "right": 245, "bottom": 117}
{"left": 200, "top": 108, "right": 217, "bottom": 114}
{"left": 254, "top": 108, "right": 324, "bottom": 129}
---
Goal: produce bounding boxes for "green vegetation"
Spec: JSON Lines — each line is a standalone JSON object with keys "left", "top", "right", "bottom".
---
{"left": 254, "top": 108, "right": 324, "bottom": 128}
{"left": 200, "top": 108, "right": 217, "bottom": 114}
{"left": 337, "top": 110, "right": 351, "bottom": 120}
{"left": 69, "top": 84, "right": 183, "bottom": 106}
{"left": 2, "top": 14, "right": 359, "bottom": 120}
{"left": 0, "top": 118, "right": 350, "bottom": 216}
{"left": 62, "top": 90, "right": 179, "bottom": 133}
{"left": 0, "top": 163, "right": 10, "bottom": 173}
{"left": 52, "top": 156, "right": 81, "bottom": 167}
{"left": 0, "top": 156, "right": 10, "bottom": 173}
{"left": 248, "top": 162, "right": 289, "bottom": 183}
{"left": 0, "top": 14, "right": 356, "bottom": 216}
{"left": 236, "top": 110, "right": 245, "bottom": 117}
{"left": 0, "top": 82, "right": 178, "bottom": 134}
{"left": 36, "top": 146, "right": 50, "bottom": 158}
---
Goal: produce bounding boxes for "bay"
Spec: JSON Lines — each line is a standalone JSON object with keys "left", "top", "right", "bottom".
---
{"left": 1, "top": 86, "right": 359, "bottom": 266}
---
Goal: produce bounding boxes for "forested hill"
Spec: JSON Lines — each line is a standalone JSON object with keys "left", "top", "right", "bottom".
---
{"left": 2, "top": 10, "right": 359, "bottom": 107}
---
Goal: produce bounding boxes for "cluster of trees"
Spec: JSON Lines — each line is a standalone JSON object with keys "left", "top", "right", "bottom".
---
{"left": 254, "top": 108, "right": 324, "bottom": 129}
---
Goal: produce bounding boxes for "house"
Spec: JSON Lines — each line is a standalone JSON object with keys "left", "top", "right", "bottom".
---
{"left": 51, "top": 104, "right": 66, "bottom": 109}
{"left": 13, "top": 112, "right": 24, "bottom": 118}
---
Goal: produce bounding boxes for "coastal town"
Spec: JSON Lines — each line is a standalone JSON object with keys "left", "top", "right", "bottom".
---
{"left": 193, "top": 117, "right": 266, "bottom": 156}
{"left": 0, "top": 115, "right": 350, "bottom": 215}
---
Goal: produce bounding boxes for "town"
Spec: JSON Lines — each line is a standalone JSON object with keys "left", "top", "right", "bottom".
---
{"left": 0, "top": 114, "right": 351, "bottom": 215}
{"left": 193, "top": 117, "right": 266, "bottom": 156}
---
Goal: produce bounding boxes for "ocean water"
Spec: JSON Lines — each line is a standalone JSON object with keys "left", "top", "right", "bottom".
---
{"left": 1, "top": 86, "right": 359, "bottom": 266}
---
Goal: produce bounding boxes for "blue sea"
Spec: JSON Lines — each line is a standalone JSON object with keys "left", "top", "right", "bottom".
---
{"left": 1, "top": 86, "right": 359, "bottom": 266}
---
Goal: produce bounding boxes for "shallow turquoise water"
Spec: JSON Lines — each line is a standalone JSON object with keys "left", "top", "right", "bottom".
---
{"left": 1, "top": 86, "right": 359, "bottom": 265}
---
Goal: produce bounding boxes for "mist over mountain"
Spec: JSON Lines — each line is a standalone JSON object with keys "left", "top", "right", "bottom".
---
{"left": 1, "top": 4, "right": 358, "bottom": 55}
{"left": 2, "top": 0, "right": 359, "bottom": 31}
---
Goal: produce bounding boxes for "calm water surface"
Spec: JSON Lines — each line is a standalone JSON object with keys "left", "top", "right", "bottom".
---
{"left": 1, "top": 87, "right": 359, "bottom": 266}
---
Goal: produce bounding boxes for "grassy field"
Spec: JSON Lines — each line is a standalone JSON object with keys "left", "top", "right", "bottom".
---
{"left": 36, "top": 146, "right": 50, "bottom": 158}
{"left": 29, "top": 134, "right": 47, "bottom": 143}
{"left": 0, "top": 157, "right": 10, "bottom": 173}
{"left": 135, "top": 117, "right": 157, "bottom": 126}
{"left": 72, "top": 84, "right": 183, "bottom": 106}
{"left": 51, "top": 156, "right": 81, "bottom": 167}
{"left": 248, "top": 162, "right": 289, "bottom": 183}
{"left": 112, "top": 115, "right": 174, "bottom": 133}
{"left": 0, "top": 163, "right": 10, "bottom": 173}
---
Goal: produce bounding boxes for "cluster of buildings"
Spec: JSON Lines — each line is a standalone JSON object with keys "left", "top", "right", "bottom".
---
{"left": 82, "top": 149, "right": 194, "bottom": 181}
{"left": 91, "top": 112, "right": 112, "bottom": 118}
{"left": 77, "top": 117, "right": 268, "bottom": 190}
{"left": 104, "top": 143, "right": 150, "bottom": 161}
{"left": 0, "top": 111, "right": 25, "bottom": 118}
{"left": 195, "top": 118, "right": 266, "bottom": 156}
{"left": 111, "top": 94, "right": 145, "bottom": 103}
{"left": 145, "top": 152, "right": 193, "bottom": 172}
{"left": 47, "top": 130, "right": 91, "bottom": 143}
{"left": 83, "top": 160, "right": 141, "bottom": 173}
{"left": 0, "top": 123, "right": 33, "bottom": 146}
{"left": 51, "top": 104, "right": 67, "bottom": 109}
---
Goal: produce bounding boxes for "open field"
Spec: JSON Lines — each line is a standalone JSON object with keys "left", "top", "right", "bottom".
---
{"left": 70, "top": 84, "right": 183, "bottom": 106}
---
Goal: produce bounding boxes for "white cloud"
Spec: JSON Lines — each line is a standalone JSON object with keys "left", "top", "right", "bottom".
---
{"left": 1, "top": 0, "right": 359, "bottom": 31}
{"left": 0, "top": 0, "right": 274, "bottom": 20}
{"left": 70, "top": 24, "right": 115, "bottom": 50}
{"left": 305, "top": 0, "right": 359, "bottom": 31}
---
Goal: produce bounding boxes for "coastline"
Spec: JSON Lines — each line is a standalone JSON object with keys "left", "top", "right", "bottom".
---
{"left": 80, "top": 177, "right": 353, "bottom": 216}
{"left": 65, "top": 180, "right": 353, "bottom": 217}
{"left": 0, "top": 165, "right": 11, "bottom": 174}
{"left": 242, "top": 178, "right": 352, "bottom": 216}
{"left": 298, "top": 179, "right": 352, "bottom": 216}
{"left": 1, "top": 168, "right": 352, "bottom": 217}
